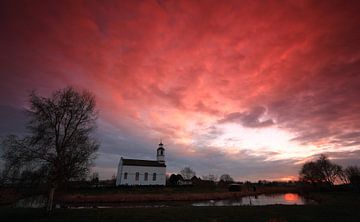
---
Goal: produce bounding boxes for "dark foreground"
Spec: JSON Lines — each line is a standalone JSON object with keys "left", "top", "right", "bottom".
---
{"left": 1, "top": 192, "right": 360, "bottom": 222}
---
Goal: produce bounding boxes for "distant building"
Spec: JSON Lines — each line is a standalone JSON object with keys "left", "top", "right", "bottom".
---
{"left": 116, "top": 142, "right": 166, "bottom": 186}
{"left": 177, "top": 179, "right": 193, "bottom": 186}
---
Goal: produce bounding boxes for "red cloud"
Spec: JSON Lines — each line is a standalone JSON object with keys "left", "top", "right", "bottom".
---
{"left": 1, "top": 0, "right": 360, "bottom": 180}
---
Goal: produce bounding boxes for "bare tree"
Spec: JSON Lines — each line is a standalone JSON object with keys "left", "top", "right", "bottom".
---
{"left": 318, "top": 155, "right": 343, "bottom": 185}
{"left": 299, "top": 155, "right": 343, "bottom": 185}
{"left": 343, "top": 166, "right": 360, "bottom": 184}
{"left": 219, "top": 174, "right": 234, "bottom": 183}
{"left": 1, "top": 87, "right": 99, "bottom": 211}
{"left": 180, "top": 167, "right": 196, "bottom": 180}
{"left": 300, "top": 161, "right": 322, "bottom": 184}
{"left": 90, "top": 172, "right": 99, "bottom": 185}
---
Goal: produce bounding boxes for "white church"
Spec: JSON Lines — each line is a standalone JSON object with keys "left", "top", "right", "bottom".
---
{"left": 116, "top": 142, "right": 166, "bottom": 186}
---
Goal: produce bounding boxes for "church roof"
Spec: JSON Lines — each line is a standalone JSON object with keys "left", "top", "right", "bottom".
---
{"left": 122, "top": 158, "right": 166, "bottom": 167}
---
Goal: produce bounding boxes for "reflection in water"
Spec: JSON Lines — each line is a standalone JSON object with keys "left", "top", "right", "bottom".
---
{"left": 192, "top": 193, "right": 314, "bottom": 207}
{"left": 284, "top": 193, "right": 299, "bottom": 202}
{"left": 15, "top": 195, "right": 46, "bottom": 208}
{"left": 15, "top": 193, "right": 314, "bottom": 208}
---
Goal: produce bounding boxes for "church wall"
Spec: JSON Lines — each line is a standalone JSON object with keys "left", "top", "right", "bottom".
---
{"left": 115, "top": 158, "right": 123, "bottom": 186}
{"left": 116, "top": 165, "right": 166, "bottom": 186}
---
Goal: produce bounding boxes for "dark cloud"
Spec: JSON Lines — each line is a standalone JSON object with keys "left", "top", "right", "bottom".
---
{"left": 268, "top": 59, "right": 360, "bottom": 147}
{"left": 0, "top": 105, "right": 27, "bottom": 136}
{"left": 175, "top": 147, "right": 300, "bottom": 181}
{"left": 219, "top": 106, "right": 274, "bottom": 128}
{"left": 304, "top": 150, "right": 360, "bottom": 168}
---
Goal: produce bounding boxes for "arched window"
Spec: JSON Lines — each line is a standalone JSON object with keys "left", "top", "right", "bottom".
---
{"left": 135, "top": 172, "right": 139, "bottom": 181}
{"left": 124, "top": 172, "right": 128, "bottom": 179}
{"left": 153, "top": 173, "right": 157, "bottom": 181}
{"left": 144, "top": 172, "right": 148, "bottom": 181}
{"left": 160, "top": 150, "right": 163, "bottom": 155}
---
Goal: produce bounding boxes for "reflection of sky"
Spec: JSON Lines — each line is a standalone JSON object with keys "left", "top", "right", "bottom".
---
{"left": 192, "top": 193, "right": 306, "bottom": 206}
{"left": 284, "top": 193, "right": 299, "bottom": 202}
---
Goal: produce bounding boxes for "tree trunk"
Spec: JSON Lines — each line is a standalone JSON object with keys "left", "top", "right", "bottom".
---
{"left": 47, "top": 186, "right": 56, "bottom": 212}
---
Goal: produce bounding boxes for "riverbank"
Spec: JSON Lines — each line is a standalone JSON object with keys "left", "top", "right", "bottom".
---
{"left": 1, "top": 191, "right": 360, "bottom": 222}
{"left": 58, "top": 186, "right": 299, "bottom": 205}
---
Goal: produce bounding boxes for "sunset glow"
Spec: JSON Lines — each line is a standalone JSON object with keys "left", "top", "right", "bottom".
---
{"left": 284, "top": 193, "right": 300, "bottom": 202}
{"left": 1, "top": 0, "right": 360, "bottom": 180}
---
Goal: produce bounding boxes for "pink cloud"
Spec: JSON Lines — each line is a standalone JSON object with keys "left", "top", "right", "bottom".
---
{"left": 1, "top": 0, "right": 360, "bottom": 180}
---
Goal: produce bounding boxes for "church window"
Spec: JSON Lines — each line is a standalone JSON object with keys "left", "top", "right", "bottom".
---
{"left": 124, "top": 172, "right": 128, "bottom": 179}
{"left": 135, "top": 172, "right": 139, "bottom": 181}
{"left": 144, "top": 172, "right": 148, "bottom": 181}
{"left": 153, "top": 173, "right": 157, "bottom": 181}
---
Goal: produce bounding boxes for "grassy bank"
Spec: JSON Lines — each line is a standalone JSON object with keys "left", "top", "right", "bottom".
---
{"left": 58, "top": 187, "right": 299, "bottom": 204}
{"left": 1, "top": 191, "right": 360, "bottom": 222}
{"left": 1, "top": 203, "right": 359, "bottom": 222}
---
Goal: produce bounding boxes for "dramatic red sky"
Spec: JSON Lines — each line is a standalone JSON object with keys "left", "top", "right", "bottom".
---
{"left": 1, "top": 0, "right": 360, "bottom": 181}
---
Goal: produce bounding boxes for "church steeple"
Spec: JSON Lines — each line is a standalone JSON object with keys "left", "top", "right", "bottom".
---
{"left": 157, "top": 140, "right": 165, "bottom": 163}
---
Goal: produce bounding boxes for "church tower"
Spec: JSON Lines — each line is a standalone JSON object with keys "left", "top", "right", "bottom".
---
{"left": 157, "top": 141, "right": 165, "bottom": 164}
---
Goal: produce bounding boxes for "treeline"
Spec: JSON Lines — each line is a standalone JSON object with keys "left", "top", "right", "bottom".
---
{"left": 299, "top": 154, "right": 360, "bottom": 188}
{"left": 167, "top": 166, "right": 235, "bottom": 187}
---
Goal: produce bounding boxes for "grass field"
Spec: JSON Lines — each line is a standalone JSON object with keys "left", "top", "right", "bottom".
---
{"left": 1, "top": 191, "right": 359, "bottom": 222}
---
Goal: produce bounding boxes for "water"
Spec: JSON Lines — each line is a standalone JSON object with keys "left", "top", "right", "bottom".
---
{"left": 15, "top": 195, "right": 47, "bottom": 208}
{"left": 15, "top": 193, "right": 315, "bottom": 208}
{"left": 192, "top": 193, "right": 314, "bottom": 206}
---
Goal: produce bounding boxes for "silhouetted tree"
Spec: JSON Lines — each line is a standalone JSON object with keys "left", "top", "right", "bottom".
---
{"left": 343, "top": 166, "right": 360, "bottom": 186}
{"left": 1, "top": 87, "right": 99, "bottom": 212}
{"left": 0, "top": 169, "right": 3, "bottom": 186}
{"left": 90, "top": 172, "right": 99, "bottom": 186}
{"left": 299, "top": 155, "right": 343, "bottom": 185}
{"left": 180, "top": 167, "right": 196, "bottom": 180}
{"left": 18, "top": 167, "right": 48, "bottom": 188}
{"left": 219, "top": 174, "right": 234, "bottom": 183}
{"left": 190, "top": 176, "right": 202, "bottom": 185}
{"left": 300, "top": 161, "right": 323, "bottom": 184}
{"left": 168, "top": 174, "right": 177, "bottom": 185}
{"left": 258, "top": 180, "right": 268, "bottom": 185}
{"left": 169, "top": 174, "right": 183, "bottom": 186}
{"left": 202, "top": 174, "right": 218, "bottom": 182}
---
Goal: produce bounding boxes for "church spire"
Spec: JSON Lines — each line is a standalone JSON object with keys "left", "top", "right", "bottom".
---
{"left": 157, "top": 140, "right": 165, "bottom": 163}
